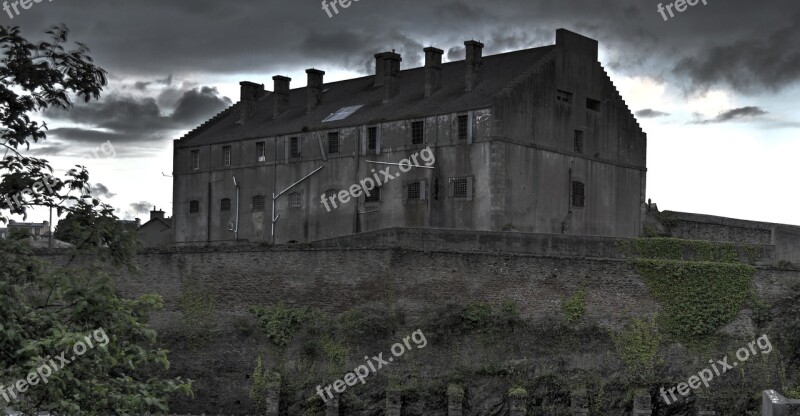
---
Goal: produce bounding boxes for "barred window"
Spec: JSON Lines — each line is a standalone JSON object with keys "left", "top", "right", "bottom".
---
{"left": 556, "top": 89, "right": 573, "bottom": 104}
{"left": 364, "top": 186, "right": 381, "bottom": 203}
{"left": 411, "top": 121, "right": 424, "bottom": 144}
{"left": 457, "top": 115, "right": 468, "bottom": 141}
{"left": 252, "top": 195, "right": 265, "bottom": 211}
{"left": 368, "top": 127, "right": 377, "bottom": 150}
{"left": 572, "top": 181, "right": 585, "bottom": 207}
{"left": 221, "top": 198, "right": 231, "bottom": 212}
{"left": 407, "top": 182, "right": 420, "bottom": 200}
{"left": 452, "top": 178, "right": 468, "bottom": 198}
{"left": 289, "top": 192, "right": 301, "bottom": 208}
{"left": 586, "top": 98, "right": 600, "bottom": 112}
{"left": 256, "top": 142, "right": 265, "bottom": 161}
{"left": 189, "top": 200, "right": 200, "bottom": 213}
{"left": 574, "top": 130, "right": 584, "bottom": 153}
{"left": 328, "top": 132, "right": 339, "bottom": 154}
{"left": 223, "top": 146, "right": 231, "bottom": 166}
{"left": 290, "top": 137, "right": 300, "bottom": 158}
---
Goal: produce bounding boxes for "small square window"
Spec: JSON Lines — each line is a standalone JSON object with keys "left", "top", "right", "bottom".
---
{"left": 221, "top": 198, "right": 231, "bottom": 212}
{"left": 572, "top": 181, "right": 585, "bottom": 207}
{"left": 574, "top": 130, "right": 584, "bottom": 153}
{"left": 223, "top": 146, "right": 231, "bottom": 166}
{"left": 191, "top": 150, "right": 199, "bottom": 170}
{"left": 189, "top": 200, "right": 200, "bottom": 213}
{"left": 411, "top": 121, "right": 424, "bottom": 144}
{"left": 457, "top": 115, "right": 468, "bottom": 141}
{"left": 252, "top": 195, "right": 265, "bottom": 211}
{"left": 557, "top": 89, "right": 573, "bottom": 104}
{"left": 368, "top": 127, "right": 377, "bottom": 151}
{"left": 586, "top": 98, "right": 600, "bottom": 112}
{"left": 328, "top": 132, "right": 339, "bottom": 154}
{"left": 289, "top": 193, "right": 301, "bottom": 208}
{"left": 290, "top": 137, "right": 300, "bottom": 158}
{"left": 407, "top": 182, "right": 420, "bottom": 200}
{"left": 365, "top": 186, "right": 381, "bottom": 203}
{"left": 452, "top": 178, "right": 468, "bottom": 198}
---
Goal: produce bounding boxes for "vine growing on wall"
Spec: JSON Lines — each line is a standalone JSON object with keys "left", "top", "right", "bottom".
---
{"left": 612, "top": 317, "right": 662, "bottom": 385}
{"left": 178, "top": 278, "right": 217, "bottom": 350}
{"left": 562, "top": 284, "right": 587, "bottom": 325}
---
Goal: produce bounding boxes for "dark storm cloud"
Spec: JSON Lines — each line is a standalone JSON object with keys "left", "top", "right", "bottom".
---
{"left": 691, "top": 106, "right": 768, "bottom": 124}
{"left": 130, "top": 201, "right": 154, "bottom": 214}
{"left": 90, "top": 183, "right": 116, "bottom": 199}
{"left": 636, "top": 109, "right": 670, "bottom": 118}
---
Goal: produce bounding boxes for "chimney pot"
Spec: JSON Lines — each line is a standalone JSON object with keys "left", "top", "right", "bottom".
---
{"left": 306, "top": 69, "right": 325, "bottom": 113}
{"left": 272, "top": 75, "right": 291, "bottom": 117}
{"left": 238, "top": 81, "right": 264, "bottom": 124}
{"left": 423, "top": 47, "right": 443, "bottom": 97}
{"left": 464, "top": 40, "right": 484, "bottom": 91}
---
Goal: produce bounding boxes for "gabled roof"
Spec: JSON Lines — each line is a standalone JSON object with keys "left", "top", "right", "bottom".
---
{"left": 178, "top": 45, "right": 556, "bottom": 147}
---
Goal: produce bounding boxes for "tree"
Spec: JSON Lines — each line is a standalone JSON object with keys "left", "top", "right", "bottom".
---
{"left": 0, "top": 25, "right": 191, "bottom": 414}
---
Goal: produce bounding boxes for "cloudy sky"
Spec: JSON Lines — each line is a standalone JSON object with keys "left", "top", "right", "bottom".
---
{"left": 6, "top": 0, "right": 800, "bottom": 226}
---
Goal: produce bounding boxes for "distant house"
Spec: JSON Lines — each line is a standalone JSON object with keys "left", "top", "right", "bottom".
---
{"left": 137, "top": 207, "right": 173, "bottom": 248}
{"left": 0, "top": 220, "right": 51, "bottom": 239}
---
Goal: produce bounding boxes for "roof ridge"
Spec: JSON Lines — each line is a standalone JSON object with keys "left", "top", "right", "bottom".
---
{"left": 180, "top": 104, "right": 237, "bottom": 141}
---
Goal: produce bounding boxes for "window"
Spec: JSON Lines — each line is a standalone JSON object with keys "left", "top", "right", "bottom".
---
{"left": 572, "top": 181, "right": 585, "bottom": 207}
{"left": 556, "top": 89, "right": 573, "bottom": 104}
{"left": 457, "top": 115, "right": 468, "bottom": 141}
{"left": 191, "top": 150, "right": 199, "bottom": 170}
{"left": 256, "top": 142, "right": 265, "bottom": 162}
{"left": 586, "top": 98, "right": 601, "bottom": 112}
{"left": 221, "top": 198, "right": 231, "bottom": 212}
{"left": 574, "top": 130, "right": 584, "bottom": 153}
{"left": 328, "top": 132, "right": 339, "bottom": 154}
{"left": 368, "top": 127, "right": 377, "bottom": 151}
{"left": 452, "top": 178, "right": 468, "bottom": 198}
{"left": 189, "top": 200, "right": 200, "bottom": 213}
{"left": 411, "top": 121, "right": 424, "bottom": 144}
{"left": 289, "top": 192, "right": 301, "bottom": 208}
{"left": 223, "top": 146, "right": 231, "bottom": 166}
{"left": 407, "top": 182, "right": 420, "bottom": 200}
{"left": 252, "top": 195, "right": 265, "bottom": 211}
{"left": 290, "top": 137, "right": 300, "bottom": 158}
{"left": 364, "top": 186, "right": 381, "bottom": 203}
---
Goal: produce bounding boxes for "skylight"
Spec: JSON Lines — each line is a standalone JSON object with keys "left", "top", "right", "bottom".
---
{"left": 322, "top": 105, "right": 363, "bottom": 122}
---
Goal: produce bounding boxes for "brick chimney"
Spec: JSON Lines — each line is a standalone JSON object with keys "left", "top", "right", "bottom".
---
{"left": 238, "top": 81, "right": 264, "bottom": 124}
{"left": 150, "top": 206, "right": 165, "bottom": 221}
{"left": 424, "top": 47, "right": 443, "bottom": 97}
{"left": 306, "top": 69, "right": 325, "bottom": 113}
{"left": 374, "top": 51, "right": 401, "bottom": 102}
{"left": 272, "top": 75, "right": 291, "bottom": 118}
{"left": 464, "top": 40, "right": 484, "bottom": 91}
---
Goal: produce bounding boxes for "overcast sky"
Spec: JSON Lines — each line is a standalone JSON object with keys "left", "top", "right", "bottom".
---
{"left": 6, "top": 0, "right": 800, "bottom": 226}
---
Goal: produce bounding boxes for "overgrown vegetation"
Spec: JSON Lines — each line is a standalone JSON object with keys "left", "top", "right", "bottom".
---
{"left": 177, "top": 278, "right": 217, "bottom": 350}
{"left": 612, "top": 317, "right": 662, "bottom": 385}
{"left": 561, "top": 284, "right": 587, "bottom": 325}
{"left": 251, "top": 303, "right": 311, "bottom": 347}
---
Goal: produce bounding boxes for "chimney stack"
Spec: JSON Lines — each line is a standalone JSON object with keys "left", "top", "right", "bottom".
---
{"left": 464, "top": 40, "right": 484, "bottom": 91}
{"left": 374, "top": 51, "right": 402, "bottom": 102}
{"left": 238, "top": 81, "right": 264, "bottom": 124}
{"left": 424, "top": 47, "right": 443, "bottom": 97}
{"left": 150, "top": 206, "right": 165, "bottom": 221}
{"left": 272, "top": 75, "right": 291, "bottom": 118}
{"left": 306, "top": 69, "right": 325, "bottom": 113}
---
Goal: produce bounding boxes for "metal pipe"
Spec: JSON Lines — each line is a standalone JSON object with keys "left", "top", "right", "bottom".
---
{"left": 271, "top": 166, "right": 324, "bottom": 245}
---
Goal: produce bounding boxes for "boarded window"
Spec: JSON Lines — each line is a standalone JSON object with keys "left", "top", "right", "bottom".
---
{"left": 328, "top": 132, "right": 339, "bottom": 154}
{"left": 574, "top": 130, "right": 584, "bottom": 153}
{"left": 572, "top": 181, "right": 585, "bottom": 207}
{"left": 221, "top": 198, "right": 231, "bottom": 212}
{"left": 411, "top": 121, "right": 424, "bottom": 144}
{"left": 365, "top": 186, "right": 381, "bottom": 203}
{"left": 586, "top": 98, "right": 600, "bottom": 112}
{"left": 252, "top": 195, "right": 265, "bottom": 211}
{"left": 189, "top": 200, "right": 200, "bottom": 213}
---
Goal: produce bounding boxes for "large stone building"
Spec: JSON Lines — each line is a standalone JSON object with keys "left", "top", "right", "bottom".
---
{"left": 173, "top": 29, "right": 647, "bottom": 245}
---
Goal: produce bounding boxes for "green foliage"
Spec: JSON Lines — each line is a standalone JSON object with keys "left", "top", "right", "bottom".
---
{"left": 250, "top": 356, "right": 280, "bottom": 411}
{"left": 612, "top": 317, "right": 662, "bottom": 385}
{"left": 447, "top": 384, "right": 464, "bottom": 402}
{"left": 8, "top": 227, "right": 32, "bottom": 240}
{"left": 562, "top": 284, "right": 587, "bottom": 325}
{"left": 633, "top": 259, "right": 754, "bottom": 340}
{"left": 509, "top": 386, "right": 528, "bottom": 399}
{"left": 54, "top": 202, "right": 139, "bottom": 259}
{"left": 462, "top": 302, "right": 493, "bottom": 330}
{"left": 177, "top": 279, "right": 217, "bottom": 350}
{"left": 320, "top": 335, "right": 348, "bottom": 369}
{"left": 337, "top": 302, "right": 404, "bottom": 340}
{"left": 0, "top": 239, "right": 192, "bottom": 415}
{"left": 251, "top": 303, "right": 310, "bottom": 347}
{"left": 461, "top": 300, "right": 522, "bottom": 333}
{"left": 618, "top": 237, "right": 760, "bottom": 264}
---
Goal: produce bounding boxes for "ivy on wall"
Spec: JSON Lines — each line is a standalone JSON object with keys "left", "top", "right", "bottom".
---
{"left": 561, "top": 284, "right": 587, "bottom": 325}
{"left": 177, "top": 278, "right": 217, "bottom": 350}
{"left": 617, "top": 237, "right": 763, "bottom": 264}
